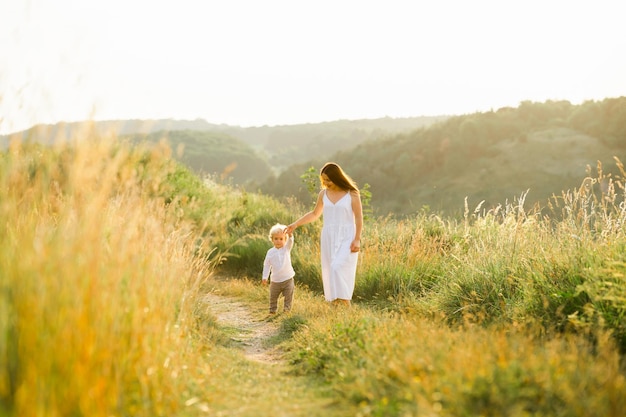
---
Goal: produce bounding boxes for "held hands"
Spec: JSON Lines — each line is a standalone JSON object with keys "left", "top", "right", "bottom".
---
{"left": 285, "top": 224, "right": 296, "bottom": 235}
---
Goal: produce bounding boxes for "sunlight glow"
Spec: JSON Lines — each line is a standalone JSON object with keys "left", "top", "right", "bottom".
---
{"left": 1, "top": 0, "right": 625, "bottom": 134}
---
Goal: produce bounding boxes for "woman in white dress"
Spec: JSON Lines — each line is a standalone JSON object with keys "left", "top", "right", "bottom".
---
{"left": 286, "top": 162, "right": 363, "bottom": 306}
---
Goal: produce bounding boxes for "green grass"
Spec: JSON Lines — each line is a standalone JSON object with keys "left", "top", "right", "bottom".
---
{"left": 2, "top": 135, "right": 625, "bottom": 416}
{"left": 211, "top": 276, "right": 626, "bottom": 417}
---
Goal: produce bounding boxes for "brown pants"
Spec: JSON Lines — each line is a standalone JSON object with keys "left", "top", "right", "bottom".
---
{"left": 269, "top": 278, "right": 294, "bottom": 313}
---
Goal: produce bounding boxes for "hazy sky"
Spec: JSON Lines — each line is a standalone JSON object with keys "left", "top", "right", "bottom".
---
{"left": 1, "top": 0, "right": 625, "bottom": 134}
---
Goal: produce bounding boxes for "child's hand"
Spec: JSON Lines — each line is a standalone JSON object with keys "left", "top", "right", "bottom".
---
{"left": 262, "top": 280, "right": 268, "bottom": 286}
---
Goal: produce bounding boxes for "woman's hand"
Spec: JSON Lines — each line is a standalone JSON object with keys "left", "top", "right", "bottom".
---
{"left": 285, "top": 224, "right": 296, "bottom": 235}
{"left": 350, "top": 239, "right": 361, "bottom": 253}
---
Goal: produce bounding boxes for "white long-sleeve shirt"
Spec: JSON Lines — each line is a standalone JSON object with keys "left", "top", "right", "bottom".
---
{"left": 262, "top": 235, "right": 295, "bottom": 283}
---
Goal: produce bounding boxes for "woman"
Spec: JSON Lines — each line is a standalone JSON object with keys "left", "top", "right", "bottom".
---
{"left": 286, "top": 162, "right": 363, "bottom": 306}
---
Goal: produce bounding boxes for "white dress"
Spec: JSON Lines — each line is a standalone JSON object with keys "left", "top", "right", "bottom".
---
{"left": 321, "top": 190, "right": 358, "bottom": 301}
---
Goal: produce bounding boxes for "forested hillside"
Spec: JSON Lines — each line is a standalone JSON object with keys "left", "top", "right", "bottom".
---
{"left": 121, "top": 130, "right": 274, "bottom": 184}
{"left": 224, "top": 116, "right": 448, "bottom": 171}
{"left": 2, "top": 115, "right": 445, "bottom": 175}
{"left": 257, "top": 97, "right": 626, "bottom": 217}
{"left": 4, "top": 97, "right": 625, "bottom": 218}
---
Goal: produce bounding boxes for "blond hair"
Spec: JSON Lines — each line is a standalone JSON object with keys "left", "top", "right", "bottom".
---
{"left": 268, "top": 223, "right": 287, "bottom": 241}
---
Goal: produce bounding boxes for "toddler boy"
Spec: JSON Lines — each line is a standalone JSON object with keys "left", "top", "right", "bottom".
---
{"left": 262, "top": 223, "right": 295, "bottom": 314}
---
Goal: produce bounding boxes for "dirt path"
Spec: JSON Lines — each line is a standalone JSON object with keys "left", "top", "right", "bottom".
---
{"left": 203, "top": 292, "right": 283, "bottom": 363}
{"left": 201, "top": 290, "right": 360, "bottom": 417}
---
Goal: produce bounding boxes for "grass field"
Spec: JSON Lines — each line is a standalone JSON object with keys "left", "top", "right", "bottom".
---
{"left": 1, "top": 136, "right": 625, "bottom": 416}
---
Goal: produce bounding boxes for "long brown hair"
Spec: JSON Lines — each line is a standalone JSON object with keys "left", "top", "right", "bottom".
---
{"left": 320, "top": 162, "right": 359, "bottom": 193}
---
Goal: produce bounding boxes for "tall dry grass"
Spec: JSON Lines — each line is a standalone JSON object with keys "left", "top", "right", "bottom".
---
{"left": 275, "top": 159, "right": 626, "bottom": 415}
{"left": 214, "top": 156, "right": 626, "bottom": 353}
{"left": 0, "top": 136, "right": 215, "bottom": 416}
{"left": 338, "top": 160, "right": 626, "bottom": 348}
{"left": 286, "top": 306, "right": 626, "bottom": 417}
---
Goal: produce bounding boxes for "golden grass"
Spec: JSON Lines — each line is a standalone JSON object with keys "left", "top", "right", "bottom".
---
{"left": 198, "top": 157, "right": 626, "bottom": 416}
{"left": 284, "top": 302, "right": 626, "bottom": 416}
{"left": 0, "top": 137, "right": 214, "bottom": 416}
{"left": 3, "top": 134, "right": 625, "bottom": 416}
{"left": 208, "top": 273, "right": 626, "bottom": 416}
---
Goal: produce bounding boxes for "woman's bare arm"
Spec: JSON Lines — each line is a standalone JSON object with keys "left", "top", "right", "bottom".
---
{"left": 350, "top": 190, "right": 363, "bottom": 252}
{"left": 286, "top": 190, "right": 324, "bottom": 233}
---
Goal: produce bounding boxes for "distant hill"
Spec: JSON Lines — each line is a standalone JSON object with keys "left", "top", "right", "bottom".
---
{"left": 4, "top": 98, "right": 625, "bottom": 218}
{"left": 2, "top": 115, "right": 445, "bottom": 165}
{"left": 257, "top": 97, "right": 626, "bottom": 217}
{"left": 0, "top": 120, "right": 275, "bottom": 184}
{"left": 0, "top": 118, "right": 225, "bottom": 146}
{"left": 1, "top": 115, "right": 446, "bottom": 182}
{"left": 218, "top": 116, "right": 449, "bottom": 172}
{"left": 122, "top": 130, "right": 274, "bottom": 184}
